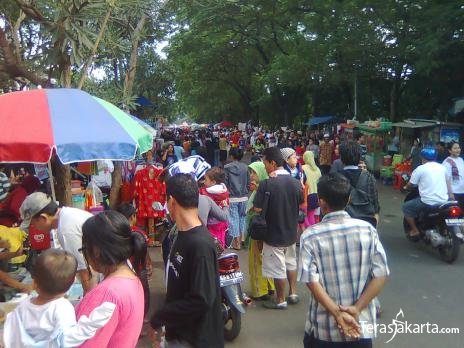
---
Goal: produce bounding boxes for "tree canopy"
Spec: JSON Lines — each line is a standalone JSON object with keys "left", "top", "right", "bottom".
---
{"left": 1, "top": 0, "right": 463, "bottom": 126}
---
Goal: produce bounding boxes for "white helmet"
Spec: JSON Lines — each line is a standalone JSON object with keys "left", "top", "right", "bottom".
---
{"left": 167, "top": 155, "right": 211, "bottom": 181}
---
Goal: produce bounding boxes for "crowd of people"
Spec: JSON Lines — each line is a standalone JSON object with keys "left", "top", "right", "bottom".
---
{"left": 1, "top": 122, "right": 464, "bottom": 348}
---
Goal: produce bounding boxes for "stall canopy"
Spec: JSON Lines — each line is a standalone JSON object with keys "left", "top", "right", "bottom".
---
{"left": 392, "top": 119, "right": 439, "bottom": 129}
{"left": 0, "top": 88, "right": 153, "bottom": 164}
{"left": 357, "top": 122, "right": 392, "bottom": 134}
{"left": 305, "top": 115, "right": 337, "bottom": 126}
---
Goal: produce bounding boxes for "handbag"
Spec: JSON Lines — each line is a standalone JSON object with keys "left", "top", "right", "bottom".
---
{"left": 249, "top": 191, "right": 270, "bottom": 241}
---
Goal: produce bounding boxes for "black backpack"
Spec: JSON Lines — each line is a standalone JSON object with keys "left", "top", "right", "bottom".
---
{"left": 345, "top": 171, "right": 376, "bottom": 218}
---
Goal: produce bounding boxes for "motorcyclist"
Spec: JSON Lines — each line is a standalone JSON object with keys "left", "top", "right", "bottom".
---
{"left": 402, "top": 147, "right": 453, "bottom": 240}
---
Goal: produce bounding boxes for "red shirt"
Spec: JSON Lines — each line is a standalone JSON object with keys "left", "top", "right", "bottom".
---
{"left": 134, "top": 166, "right": 166, "bottom": 219}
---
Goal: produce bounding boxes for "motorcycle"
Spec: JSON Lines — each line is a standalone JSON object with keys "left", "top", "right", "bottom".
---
{"left": 403, "top": 186, "right": 464, "bottom": 263}
{"left": 217, "top": 252, "right": 250, "bottom": 341}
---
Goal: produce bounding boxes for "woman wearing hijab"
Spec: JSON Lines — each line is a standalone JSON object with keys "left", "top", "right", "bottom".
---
{"left": 246, "top": 161, "right": 275, "bottom": 300}
{"left": 301, "top": 151, "right": 322, "bottom": 227}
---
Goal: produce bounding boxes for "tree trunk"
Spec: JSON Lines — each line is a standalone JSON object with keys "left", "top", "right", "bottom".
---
{"left": 53, "top": 53, "right": 73, "bottom": 206}
{"left": 122, "top": 14, "right": 147, "bottom": 103}
{"left": 109, "top": 162, "right": 122, "bottom": 209}
{"left": 77, "top": 8, "right": 112, "bottom": 89}
{"left": 110, "top": 14, "right": 147, "bottom": 207}
{"left": 389, "top": 79, "right": 400, "bottom": 122}
{"left": 0, "top": 27, "right": 49, "bottom": 86}
{"left": 51, "top": 156, "right": 72, "bottom": 206}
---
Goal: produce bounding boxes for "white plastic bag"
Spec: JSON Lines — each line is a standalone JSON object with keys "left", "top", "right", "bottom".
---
{"left": 86, "top": 179, "right": 103, "bottom": 206}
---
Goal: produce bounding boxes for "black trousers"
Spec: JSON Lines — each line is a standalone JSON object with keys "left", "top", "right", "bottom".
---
{"left": 304, "top": 332, "right": 372, "bottom": 348}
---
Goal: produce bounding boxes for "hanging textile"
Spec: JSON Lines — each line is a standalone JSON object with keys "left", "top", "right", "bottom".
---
{"left": 134, "top": 165, "right": 166, "bottom": 218}
{"left": 76, "top": 161, "right": 98, "bottom": 175}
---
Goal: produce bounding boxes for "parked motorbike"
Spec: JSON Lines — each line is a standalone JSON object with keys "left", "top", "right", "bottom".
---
{"left": 218, "top": 252, "right": 250, "bottom": 341}
{"left": 403, "top": 186, "right": 464, "bottom": 263}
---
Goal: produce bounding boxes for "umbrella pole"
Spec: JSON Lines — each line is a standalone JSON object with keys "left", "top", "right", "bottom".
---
{"left": 47, "top": 161, "right": 57, "bottom": 202}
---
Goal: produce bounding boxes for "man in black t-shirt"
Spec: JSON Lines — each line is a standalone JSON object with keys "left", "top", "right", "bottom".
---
{"left": 150, "top": 174, "right": 224, "bottom": 348}
{"left": 254, "top": 147, "right": 304, "bottom": 310}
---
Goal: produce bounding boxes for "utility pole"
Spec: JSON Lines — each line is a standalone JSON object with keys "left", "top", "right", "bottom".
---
{"left": 354, "top": 72, "right": 358, "bottom": 119}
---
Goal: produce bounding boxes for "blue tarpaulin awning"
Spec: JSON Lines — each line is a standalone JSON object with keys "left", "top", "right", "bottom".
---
{"left": 135, "top": 96, "right": 154, "bottom": 107}
{"left": 305, "top": 116, "right": 336, "bottom": 126}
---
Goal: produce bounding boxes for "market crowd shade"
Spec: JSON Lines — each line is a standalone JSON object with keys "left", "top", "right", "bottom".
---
{"left": 0, "top": 88, "right": 153, "bottom": 164}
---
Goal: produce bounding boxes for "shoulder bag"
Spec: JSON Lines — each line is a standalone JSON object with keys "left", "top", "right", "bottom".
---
{"left": 249, "top": 191, "right": 270, "bottom": 241}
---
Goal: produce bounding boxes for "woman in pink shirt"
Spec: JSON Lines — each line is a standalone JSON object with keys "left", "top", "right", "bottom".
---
{"left": 76, "top": 211, "right": 145, "bottom": 348}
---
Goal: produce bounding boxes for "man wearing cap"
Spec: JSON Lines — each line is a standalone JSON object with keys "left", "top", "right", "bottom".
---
{"left": 319, "top": 134, "right": 334, "bottom": 175}
{"left": 20, "top": 192, "right": 96, "bottom": 293}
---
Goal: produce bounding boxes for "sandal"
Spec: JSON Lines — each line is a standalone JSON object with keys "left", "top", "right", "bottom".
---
{"left": 407, "top": 233, "right": 421, "bottom": 242}
{"left": 286, "top": 294, "right": 300, "bottom": 305}
{"left": 263, "top": 301, "right": 288, "bottom": 310}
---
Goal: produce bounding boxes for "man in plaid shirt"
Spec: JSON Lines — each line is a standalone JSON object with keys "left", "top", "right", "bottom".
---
{"left": 298, "top": 173, "right": 389, "bottom": 348}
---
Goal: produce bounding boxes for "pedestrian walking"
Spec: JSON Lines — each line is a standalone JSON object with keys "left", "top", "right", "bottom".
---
{"left": 301, "top": 151, "right": 322, "bottom": 227}
{"left": 298, "top": 173, "right": 389, "bottom": 348}
{"left": 253, "top": 147, "right": 303, "bottom": 310}
{"left": 246, "top": 161, "right": 275, "bottom": 300}
{"left": 149, "top": 174, "right": 223, "bottom": 348}
{"left": 319, "top": 134, "right": 334, "bottom": 175}
{"left": 224, "top": 148, "right": 249, "bottom": 250}
{"left": 443, "top": 141, "right": 464, "bottom": 209}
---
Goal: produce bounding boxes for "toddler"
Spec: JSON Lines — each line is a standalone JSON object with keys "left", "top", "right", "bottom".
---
{"left": 199, "top": 167, "right": 229, "bottom": 247}
{"left": 4, "top": 248, "right": 115, "bottom": 347}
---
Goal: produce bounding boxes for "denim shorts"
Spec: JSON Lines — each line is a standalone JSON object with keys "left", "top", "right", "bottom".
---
{"left": 402, "top": 197, "right": 430, "bottom": 218}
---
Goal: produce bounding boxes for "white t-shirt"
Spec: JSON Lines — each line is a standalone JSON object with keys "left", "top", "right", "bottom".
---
{"left": 409, "top": 161, "right": 448, "bottom": 205}
{"left": 4, "top": 297, "right": 115, "bottom": 348}
{"left": 91, "top": 160, "right": 114, "bottom": 188}
{"left": 442, "top": 156, "right": 464, "bottom": 194}
{"left": 57, "top": 207, "right": 93, "bottom": 271}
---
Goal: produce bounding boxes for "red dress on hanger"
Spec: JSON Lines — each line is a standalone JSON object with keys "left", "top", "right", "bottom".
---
{"left": 134, "top": 165, "right": 166, "bottom": 219}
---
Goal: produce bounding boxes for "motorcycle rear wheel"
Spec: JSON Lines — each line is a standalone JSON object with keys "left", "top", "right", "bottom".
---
{"left": 438, "top": 226, "right": 460, "bottom": 264}
{"left": 223, "top": 298, "right": 241, "bottom": 341}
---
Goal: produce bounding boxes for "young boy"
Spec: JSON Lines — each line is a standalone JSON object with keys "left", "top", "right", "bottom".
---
{"left": 298, "top": 173, "right": 389, "bottom": 348}
{"left": 4, "top": 248, "right": 115, "bottom": 347}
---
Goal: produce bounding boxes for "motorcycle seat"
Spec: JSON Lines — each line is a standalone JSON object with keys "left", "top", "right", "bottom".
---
{"left": 218, "top": 253, "right": 238, "bottom": 261}
{"left": 438, "top": 201, "right": 458, "bottom": 209}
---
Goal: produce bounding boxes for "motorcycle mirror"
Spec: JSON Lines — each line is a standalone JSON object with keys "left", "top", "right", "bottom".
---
{"left": 152, "top": 201, "right": 164, "bottom": 211}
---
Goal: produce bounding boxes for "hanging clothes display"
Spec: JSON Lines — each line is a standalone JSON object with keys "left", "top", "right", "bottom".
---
{"left": 120, "top": 161, "right": 137, "bottom": 203}
{"left": 134, "top": 165, "right": 166, "bottom": 219}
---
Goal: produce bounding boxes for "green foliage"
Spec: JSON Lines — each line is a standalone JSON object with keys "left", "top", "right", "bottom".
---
{"left": 1, "top": 0, "right": 463, "bottom": 124}
{"left": 163, "top": 0, "right": 464, "bottom": 124}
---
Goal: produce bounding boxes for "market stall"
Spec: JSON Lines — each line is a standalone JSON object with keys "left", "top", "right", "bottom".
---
{"left": 392, "top": 119, "right": 464, "bottom": 159}
{"left": 0, "top": 88, "right": 155, "bottom": 211}
{"left": 357, "top": 121, "right": 392, "bottom": 173}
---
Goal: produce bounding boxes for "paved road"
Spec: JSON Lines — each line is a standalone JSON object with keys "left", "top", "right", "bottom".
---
{"left": 140, "top": 182, "right": 464, "bottom": 348}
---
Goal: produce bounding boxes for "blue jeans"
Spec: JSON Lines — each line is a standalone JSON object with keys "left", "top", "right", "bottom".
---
{"left": 228, "top": 201, "right": 247, "bottom": 238}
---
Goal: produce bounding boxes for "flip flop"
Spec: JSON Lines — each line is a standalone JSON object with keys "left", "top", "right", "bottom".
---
{"left": 407, "top": 233, "right": 421, "bottom": 242}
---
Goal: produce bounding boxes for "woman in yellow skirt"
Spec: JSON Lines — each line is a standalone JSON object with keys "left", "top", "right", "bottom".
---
{"left": 246, "top": 161, "right": 275, "bottom": 300}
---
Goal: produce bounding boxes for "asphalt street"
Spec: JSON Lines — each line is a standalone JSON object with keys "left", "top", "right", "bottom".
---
{"left": 140, "top": 182, "right": 464, "bottom": 348}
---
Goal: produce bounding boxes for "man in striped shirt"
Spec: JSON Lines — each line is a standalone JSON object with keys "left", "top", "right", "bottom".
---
{"left": 298, "top": 173, "right": 389, "bottom": 348}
